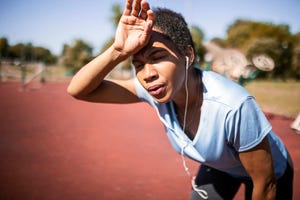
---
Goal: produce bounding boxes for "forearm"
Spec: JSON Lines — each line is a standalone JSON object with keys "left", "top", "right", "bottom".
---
{"left": 252, "top": 180, "right": 276, "bottom": 200}
{"left": 67, "top": 45, "right": 128, "bottom": 98}
{"left": 239, "top": 137, "right": 277, "bottom": 200}
{"left": 67, "top": 0, "right": 154, "bottom": 99}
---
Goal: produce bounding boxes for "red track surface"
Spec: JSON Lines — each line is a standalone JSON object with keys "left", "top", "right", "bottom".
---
{"left": 0, "top": 82, "right": 299, "bottom": 200}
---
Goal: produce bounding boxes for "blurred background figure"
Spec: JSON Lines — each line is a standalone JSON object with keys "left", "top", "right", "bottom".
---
{"left": 203, "top": 42, "right": 275, "bottom": 85}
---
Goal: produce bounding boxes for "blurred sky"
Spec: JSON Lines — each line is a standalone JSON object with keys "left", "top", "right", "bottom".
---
{"left": 1, "top": 0, "right": 300, "bottom": 55}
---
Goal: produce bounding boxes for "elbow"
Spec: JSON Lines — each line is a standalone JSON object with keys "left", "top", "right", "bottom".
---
{"left": 67, "top": 84, "right": 84, "bottom": 99}
{"left": 67, "top": 85, "right": 78, "bottom": 98}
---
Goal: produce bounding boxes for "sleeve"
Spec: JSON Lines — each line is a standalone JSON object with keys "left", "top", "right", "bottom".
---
{"left": 226, "top": 97, "right": 272, "bottom": 152}
{"left": 134, "top": 77, "right": 156, "bottom": 107}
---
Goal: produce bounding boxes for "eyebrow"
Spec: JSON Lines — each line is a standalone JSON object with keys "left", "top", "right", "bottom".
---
{"left": 132, "top": 47, "right": 166, "bottom": 63}
{"left": 145, "top": 48, "right": 166, "bottom": 58}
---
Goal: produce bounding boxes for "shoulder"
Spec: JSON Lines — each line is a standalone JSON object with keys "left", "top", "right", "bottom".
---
{"left": 202, "top": 70, "right": 251, "bottom": 109}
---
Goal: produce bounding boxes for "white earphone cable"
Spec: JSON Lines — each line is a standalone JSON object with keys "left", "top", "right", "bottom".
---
{"left": 181, "top": 57, "right": 208, "bottom": 199}
{"left": 183, "top": 56, "right": 189, "bottom": 132}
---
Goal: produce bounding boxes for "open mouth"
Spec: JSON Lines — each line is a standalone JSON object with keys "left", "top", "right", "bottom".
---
{"left": 147, "top": 84, "right": 166, "bottom": 96}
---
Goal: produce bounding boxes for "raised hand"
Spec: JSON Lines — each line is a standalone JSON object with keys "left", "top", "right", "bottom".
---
{"left": 113, "top": 0, "right": 155, "bottom": 57}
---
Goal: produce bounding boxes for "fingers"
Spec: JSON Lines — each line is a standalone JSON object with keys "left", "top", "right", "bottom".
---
{"left": 123, "top": 0, "right": 133, "bottom": 16}
{"left": 123, "top": 0, "right": 152, "bottom": 20}
{"left": 131, "top": 0, "right": 142, "bottom": 17}
{"left": 139, "top": 0, "right": 150, "bottom": 19}
{"left": 144, "top": 9, "right": 155, "bottom": 33}
{"left": 146, "top": 9, "right": 154, "bottom": 23}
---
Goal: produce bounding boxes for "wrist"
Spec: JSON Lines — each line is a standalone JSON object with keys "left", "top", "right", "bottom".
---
{"left": 109, "top": 44, "right": 130, "bottom": 63}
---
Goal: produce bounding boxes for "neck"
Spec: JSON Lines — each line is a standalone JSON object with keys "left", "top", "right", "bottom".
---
{"left": 173, "top": 68, "right": 202, "bottom": 113}
{"left": 173, "top": 68, "right": 203, "bottom": 139}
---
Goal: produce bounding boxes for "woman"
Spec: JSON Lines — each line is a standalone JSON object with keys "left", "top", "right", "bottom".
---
{"left": 67, "top": 0, "right": 293, "bottom": 199}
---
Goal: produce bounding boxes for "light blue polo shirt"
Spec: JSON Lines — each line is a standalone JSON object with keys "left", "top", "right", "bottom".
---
{"left": 134, "top": 69, "right": 288, "bottom": 179}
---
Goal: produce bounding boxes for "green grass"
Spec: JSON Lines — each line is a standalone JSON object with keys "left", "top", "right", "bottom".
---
{"left": 244, "top": 80, "right": 300, "bottom": 118}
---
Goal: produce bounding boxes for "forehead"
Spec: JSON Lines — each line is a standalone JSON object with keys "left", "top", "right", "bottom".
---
{"left": 133, "top": 30, "right": 180, "bottom": 58}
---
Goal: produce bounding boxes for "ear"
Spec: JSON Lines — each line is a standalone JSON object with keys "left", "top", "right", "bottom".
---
{"left": 185, "top": 45, "right": 195, "bottom": 66}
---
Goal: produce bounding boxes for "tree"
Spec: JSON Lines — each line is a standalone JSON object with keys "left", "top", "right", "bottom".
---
{"left": 226, "top": 20, "right": 293, "bottom": 50}
{"left": 6, "top": 43, "right": 56, "bottom": 64}
{"left": 33, "top": 46, "right": 57, "bottom": 64}
{"left": 225, "top": 19, "right": 294, "bottom": 79}
{"left": 102, "top": 3, "right": 132, "bottom": 73}
{"left": 210, "top": 37, "right": 227, "bottom": 48}
{"left": 61, "top": 39, "right": 93, "bottom": 74}
{"left": 111, "top": 4, "right": 122, "bottom": 28}
{"left": 245, "top": 38, "right": 284, "bottom": 78}
{"left": 100, "top": 2, "right": 123, "bottom": 54}
{"left": 291, "top": 33, "right": 300, "bottom": 79}
{"left": 7, "top": 43, "right": 26, "bottom": 60}
{"left": 100, "top": 38, "right": 114, "bottom": 53}
{"left": 189, "top": 25, "right": 205, "bottom": 64}
{"left": 100, "top": 3, "right": 122, "bottom": 54}
{"left": 0, "top": 37, "right": 9, "bottom": 58}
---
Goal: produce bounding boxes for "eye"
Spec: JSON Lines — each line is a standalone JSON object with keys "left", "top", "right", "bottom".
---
{"left": 133, "top": 62, "right": 144, "bottom": 71}
{"left": 152, "top": 53, "right": 167, "bottom": 61}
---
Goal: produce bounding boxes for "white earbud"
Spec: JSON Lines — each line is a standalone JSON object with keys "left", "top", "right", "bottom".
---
{"left": 185, "top": 56, "right": 189, "bottom": 69}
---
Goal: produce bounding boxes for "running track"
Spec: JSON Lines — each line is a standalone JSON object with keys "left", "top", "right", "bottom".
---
{"left": 0, "top": 82, "right": 299, "bottom": 199}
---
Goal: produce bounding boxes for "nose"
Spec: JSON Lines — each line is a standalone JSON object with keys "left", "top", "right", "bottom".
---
{"left": 143, "top": 64, "right": 158, "bottom": 82}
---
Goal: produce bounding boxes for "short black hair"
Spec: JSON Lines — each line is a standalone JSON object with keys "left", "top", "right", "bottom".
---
{"left": 153, "top": 7, "right": 195, "bottom": 57}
